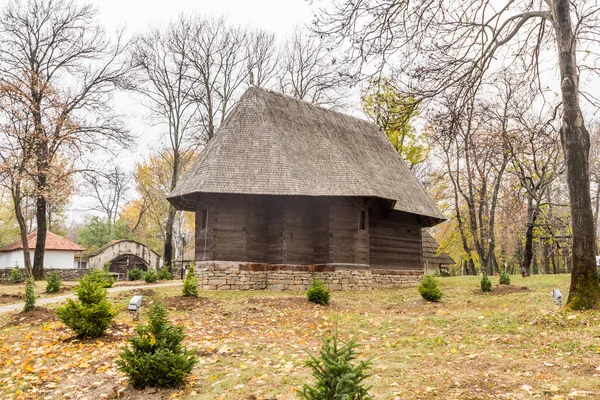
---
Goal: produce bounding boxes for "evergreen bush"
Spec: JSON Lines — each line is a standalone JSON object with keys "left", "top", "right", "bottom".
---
{"left": 56, "top": 273, "right": 116, "bottom": 337}
{"left": 23, "top": 278, "right": 36, "bottom": 312}
{"left": 182, "top": 264, "right": 198, "bottom": 297}
{"left": 128, "top": 268, "right": 144, "bottom": 281}
{"left": 299, "top": 335, "right": 372, "bottom": 400}
{"left": 481, "top": 274, "right": 492, "bottom": 292}
{"left": 144, "top": 269, "right": 157, "bottom": 283}
{"left": 306, "top": 278, "right": 331, "bottom": 306}
{"left": 418, "top": 274, "right": 443, "bottom": 302}
{"left": 88, "top": 269, "right": 115, "bottom": 288}
{"left": 157, "top": 266, "right": 173, "bottom": 280}
{"left": 45, "top": 271, "right": 62, "bottom": 293}
{"left": 499, "top": 272, "right": 511, "bottom": 285}
{"left": 10, "top": 267, "right": 24, "bottom": 284}
{"left": 117, "top": 303, "right": 197, "bottom": 389}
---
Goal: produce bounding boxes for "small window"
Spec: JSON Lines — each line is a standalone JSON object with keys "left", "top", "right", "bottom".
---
{"left": 201, "top": 208, "right": 208, "bottom": 230}
{"left": 359, "top": 210, "right": 366, "bottom": 231}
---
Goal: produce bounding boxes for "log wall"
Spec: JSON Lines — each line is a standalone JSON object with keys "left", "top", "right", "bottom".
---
{"left": 192, "top": 194, "right": 423, "bottom": 271}
{"left": 369, "top": 208, "right": 423, "bottom": 270}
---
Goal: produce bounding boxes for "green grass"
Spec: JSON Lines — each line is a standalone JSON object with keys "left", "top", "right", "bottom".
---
{"left": 2, "top": 274, "right": 600, "bottom": 399}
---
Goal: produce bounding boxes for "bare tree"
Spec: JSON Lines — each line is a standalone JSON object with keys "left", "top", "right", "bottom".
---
{"left": 132, "top": 17, "right": 202, "bottom": 268}
{"left": 317, "top": 0, "right": 600, "bottom": 308}
{"left": 83, "top": 165, "right": 131, "bottom": 224}
{"left": 247, "top": 30, "right": 279, "bottom": 88}
{"left": 0, "top": 87, "right": 34, "bottom": 276}
{"left": 278, "top": 28, "right": 348, "bottom": 108}
{"left": 430, "top": 80, "right": 512, "bottom": 275}
{"left": 186, "top": 16, "right": 251, "bottom": 140}
{"left": 508, "top": 105, "right": 564, "bottom": 277}
{"left": 0, "top": 0, "right": 132, "bottom": 279}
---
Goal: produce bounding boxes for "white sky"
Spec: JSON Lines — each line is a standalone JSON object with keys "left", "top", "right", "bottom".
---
{"left": 66, "top": 0, "right": 321, "bottom": 223}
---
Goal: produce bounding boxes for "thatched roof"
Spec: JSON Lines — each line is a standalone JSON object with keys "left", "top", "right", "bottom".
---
{"left": 168, "top": 87, "right": 445, "bottom": 226}
{"left": 422, "top": 231, "right": 455, "bottom": 265}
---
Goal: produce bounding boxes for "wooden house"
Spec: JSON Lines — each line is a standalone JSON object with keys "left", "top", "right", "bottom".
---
{"left": 422, "top": 231, "right": 455, "bottom": 274}
{"left": 168, "top": 87, "right": 445, "bottom": 279}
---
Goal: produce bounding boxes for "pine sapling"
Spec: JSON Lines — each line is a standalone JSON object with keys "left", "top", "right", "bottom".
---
{"left": 144, "top": 269, "right": 157, "bottom": 283}
{"left": 299, "top": 334, "right": 372, "bottom": 400}
{"left": 182, "top": 264, "right": 198, "bottom": 297}
{"left": 128, "top": 268, "right": 144, "bottom": 281}
{"left": 46, "top": 271, "right": 62, "bottom": 293}
{"left": 481, "top": 273, "right": 492, "bottom": 292}
{"left": 306, "top": 278, "right": 331, "bottom": 306}
{"left": 117, "top": 303, "right": 197, "bottom": 389}
{"left": 23, "top": 278, "right": 36, "bottom": 312}
{"left": 10, "top": 267, "right": 24, "bottom": 284}
{"left": 157, "top": 266, "right": 173, "bottom": 280}
{"left": 499, "top": 271, "right": 511, "bottom": 285}
{"left": 56, "top": 273, "right": 116, "bottom": 337}
{"left": 418, "top": 274, "right": 443, "bottom": 302}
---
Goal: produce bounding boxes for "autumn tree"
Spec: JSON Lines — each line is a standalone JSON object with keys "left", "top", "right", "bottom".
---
{"left": 0, "top": 0, "right": 132, "bottom": 279}
{"left": 316, "top": 0, "right": 600, "bottom": 308}
{"left": 361, "top": 77, "right": 428, "bottom": 169}
{"left": 121, "top": 154, "right": 194, "bottom": 255}
{"left": 508, "top": 106, "right": 564, "bottom": 277}
{"left": 430, "top": 83, "right": 512, "bottom": 275}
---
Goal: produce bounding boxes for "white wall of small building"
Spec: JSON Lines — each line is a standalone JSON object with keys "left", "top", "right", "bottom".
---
{"left": 0, "top": 250, "right": 77, "bottom": 269}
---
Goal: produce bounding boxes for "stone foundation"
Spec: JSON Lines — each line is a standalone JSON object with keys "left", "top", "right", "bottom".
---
{"left": 194, "top": 261, "right": 421, "bottom": 291}
{"left": 0, "top": 267, "right": 88, "bottom": 283}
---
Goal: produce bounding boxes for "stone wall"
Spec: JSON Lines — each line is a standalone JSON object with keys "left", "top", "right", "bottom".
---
{"left": 194, "top": 261, "right": 421, "bottom": 291}
{"left": 0, "top": 267, "right": 88, "bottom": 283}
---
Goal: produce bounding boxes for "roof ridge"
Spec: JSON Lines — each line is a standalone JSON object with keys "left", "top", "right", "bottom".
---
{"left": 246, "top": 86, "right": 377, "bottom": 131}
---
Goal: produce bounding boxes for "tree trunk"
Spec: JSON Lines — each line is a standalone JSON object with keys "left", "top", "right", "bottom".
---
{"left": 542, "top": 241, "right": 550, "bottom": 275}
{"left": 467, "top": 258, "right": 476, "bottom": 275}
{"left": 11, "top": 183, "right": 32, "bottom": 277}
{"left": 521, "top": 197, "right": 539, "bottom": 277}
{"left": 551, "top": 250, "right": 558, "bottom": 275}
{"left": 163, "top": 204, "right": 176, "bottom": 270}
{"left": 532, "top": 249, "right": 539, "bottom": 275}
{"left": 552, "top": 0, "right": 600, "bottom": 308}
{"left": 163, "top": 139, "right": 180, "bottom": 271}
{"left": 33, "top": 191, "right": 47, "bottom": 280}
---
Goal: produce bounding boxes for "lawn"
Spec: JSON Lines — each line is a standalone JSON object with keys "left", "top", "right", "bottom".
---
{"left": 1, "top": 274, "right": 599, "bottom": 399}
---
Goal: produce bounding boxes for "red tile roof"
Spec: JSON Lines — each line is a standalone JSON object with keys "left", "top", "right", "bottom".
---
{"left": 0, "top": 231, "right": 85, "bottom": 252}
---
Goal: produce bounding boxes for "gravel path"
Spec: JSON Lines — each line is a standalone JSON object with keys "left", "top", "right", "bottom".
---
{"left": 0, "top": 281, "right": 183, "bottom": 314}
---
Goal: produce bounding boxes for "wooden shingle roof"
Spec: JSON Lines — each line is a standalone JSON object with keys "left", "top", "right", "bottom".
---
{"left": 0, "top": 231, "right": 85, "bottom": 252}
{"left": 168, "top": 87, "right": 445, "bottom": 226}
{"left": 422, "top": 231, "right": 455, "bottom": 265}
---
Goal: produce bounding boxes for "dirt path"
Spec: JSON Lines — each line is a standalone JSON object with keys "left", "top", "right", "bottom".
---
{"left": 0, "top": 281, "right": 182, "bottom": 314}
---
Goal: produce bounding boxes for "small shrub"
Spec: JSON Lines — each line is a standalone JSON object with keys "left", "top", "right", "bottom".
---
{"left": 56, "top": 273, "right": 116, "bottom": 338}
{"left": 23, "top": 278, "right": 36, "bottom": 312}
{"left": 299, "top": 334, "right": 372, "bottom": 400}
{"left": 87, "top": 269, "right": 115, "bottom": 288}
{"left": 116, "top": 303, "right": 197, "bottom": 389}
{"left": 10, "top": 267, "right": 24, "bottom": 284}
{"left": 182, "top": 264, "right": 198, "bottom": 297}
{"left": 499, "top": 272, "right": 511, "bottom": 285}
{"left": 144, "top": 269, "right": 157, "bottom": 283}
{"left": 418, "top": 274, "right": 443, "bottom": 302}
{"left": 128, "top": 268, "right": 144, "bottom": 281}
{"left": 45, "top": 271, "right": 62, "bottom": 293}
{"left": 306, "top": 279, "right": 330, "bottom": 306}
{"left": 481, "top": 273, "right": 492, "bottom": 292}
{"left": 157, "top": 266, "right": 173, "bottom": 280}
